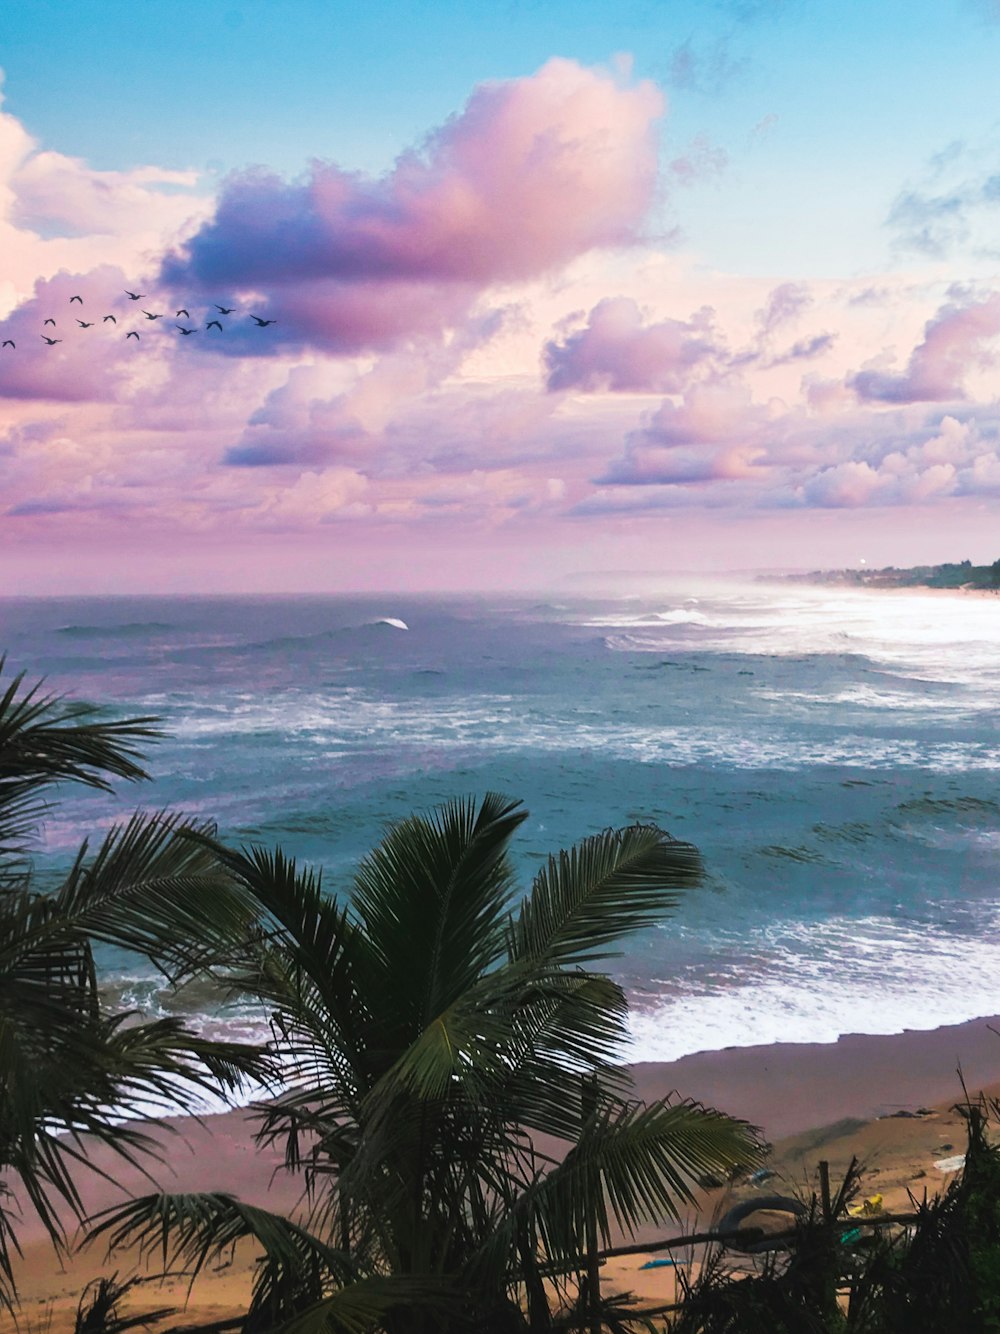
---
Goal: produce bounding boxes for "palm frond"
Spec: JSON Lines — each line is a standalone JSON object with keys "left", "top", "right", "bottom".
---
{"left": 510, "top": 823, "right": 703, "bottom": 968}
{"left": 531, "top": 1092, "right": 762, "bottom": 1259}
{"left": 56, "top": 813, "right": 259, "bottom": 980}
{"left": 350, "top": 794, "right": 527, "bottom": 1039}
{"left": 279, "top": 1273, "right": 459, "bottom": 1334}
{"left": 84, "top": 1191, "right": 357, "bottom": 1314}
{"left": 0, "top": 659, "right": 159, "bottom": 858}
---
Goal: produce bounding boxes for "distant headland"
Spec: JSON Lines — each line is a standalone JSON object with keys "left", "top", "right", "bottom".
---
{"left": 769, "top": 558, "right": 1000, "bottom": 591}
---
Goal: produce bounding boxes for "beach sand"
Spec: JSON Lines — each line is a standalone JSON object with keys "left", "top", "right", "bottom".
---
{"left": 6, "top": 1013, "right": 999, "bottom": 1330}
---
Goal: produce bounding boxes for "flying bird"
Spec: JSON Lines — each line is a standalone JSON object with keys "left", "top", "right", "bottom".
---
{"left": 176, "top": 308, "right": 190, "bottom": 318}
{"left": 43, "top": 318, "right": 55, "bottom": 327}
{"left": 41, "top": 335, "right": 62, "bottom": 345}
{"left": 125, "top": 290, "right": 144, "bottom": 300}
{"left": 175, "top": 325, "right": 196, "bottom": 335}
{"left": 142, "top": 310, "right": 162, "bottom": 320}
{"left": 103, "top": 315, "right": 117, "bottom": 324}
{"left": 206, "top": 320, "right": 223, "bottom": 331}
{"left": 76, "top": 320, "right": 94, "bottom": 329}
{"left": 125, "top": 331, "right": 140, "bottom": 340}
{"left": 250, "top": 315, "right": 276, "bottom": 327}
{"left": 214, "top": 305, "right": 235, "bottom": 314}
{"left": 69, "top": 295, "right": 83, "bottom": 304}
{"left": 1, "top": 340, "right": 14, "bottom": 349}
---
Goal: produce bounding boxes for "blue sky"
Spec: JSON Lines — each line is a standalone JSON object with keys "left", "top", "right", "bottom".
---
{"left": 7, "top": 0, "right": 1000, "bottom": 273}
{"left": 3, "top": 1, "right": 1000, "bottom": 591}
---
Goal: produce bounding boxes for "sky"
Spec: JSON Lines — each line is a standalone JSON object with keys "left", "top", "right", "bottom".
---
{"left": 3, "top": 0, "right": 1000, "bottom": 593}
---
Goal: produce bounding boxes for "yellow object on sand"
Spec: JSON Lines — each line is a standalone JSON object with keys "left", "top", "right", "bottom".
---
{"left": 847, "top": 1193, "right": 884, "bottom": 1217}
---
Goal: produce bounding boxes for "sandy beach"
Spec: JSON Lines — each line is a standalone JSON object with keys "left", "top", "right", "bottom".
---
{"left": 5, "top": 1012, "right": 999, "bottom": 1330}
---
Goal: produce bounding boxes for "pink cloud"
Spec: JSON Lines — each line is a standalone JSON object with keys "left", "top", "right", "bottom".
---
{"left": 755, "top": 281, "right": 812, "bottom": 335}
{"left": 543, "top": 297, "right": 722, "bottom": 392}
{"left": 12, "top": 151, "right": 200, "bottom": 240}
{"left": 0, "top": 266, "right": 140, "bottom": 401}
{"left": 598, "top": 382, "right": 772, "bottom": 484}
{"left": 850, "top": 292, "right": 1000, "bottom": 402}
{"left": 160, "top": 59, "right": 663, "bottom": 353}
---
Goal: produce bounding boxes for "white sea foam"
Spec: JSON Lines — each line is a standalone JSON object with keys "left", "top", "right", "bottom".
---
{"left": 596, "top": 585, "right": 1000, "bottom": 690}
{"left": 625, "top": 908, "right": 1000, "bottom": 1063}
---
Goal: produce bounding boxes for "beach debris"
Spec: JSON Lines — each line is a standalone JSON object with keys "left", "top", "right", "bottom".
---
{"left": 933, "top": 1153, "right": 966, "bottom": 1173}
{"left": 716, "top": 1195, "right": 808, "bottom": 1253}
{"left": 848, "top": 1193, "right": 884, "bottom": 1217}
{"left": 749, "top": 1167, "right": 777, "bottom": 1185}
{"left": 640, "top": 1257, "right": 677, "bottom": 1269}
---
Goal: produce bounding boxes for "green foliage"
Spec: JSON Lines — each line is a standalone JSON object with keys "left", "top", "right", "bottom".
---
{"left": 0, "top": 659, "right": 273, "bottom": 1311}
{"left": 665, "top": 1095, "right": 1000, "bottom": 1334}
{"left": 103, "top": 795, "right": 761, "bottom": 1332}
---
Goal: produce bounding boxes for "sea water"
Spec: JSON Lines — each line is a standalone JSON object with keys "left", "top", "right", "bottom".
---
{"left": 3, "top": 581, "right": 999, "bottom": 1065}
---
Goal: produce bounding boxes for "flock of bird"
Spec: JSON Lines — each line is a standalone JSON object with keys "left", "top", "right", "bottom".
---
{"left": 0, "top": 289, "right": 277, "bottom": 350}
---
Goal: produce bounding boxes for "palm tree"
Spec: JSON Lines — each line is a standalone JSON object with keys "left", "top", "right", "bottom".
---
{"left": 93, "top": 794, "right": 762, "bottom": 1332}
{"left": 0, "top": 659, "right": 271, "bottom": 1310}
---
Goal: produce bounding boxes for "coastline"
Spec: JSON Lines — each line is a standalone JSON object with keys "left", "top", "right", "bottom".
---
{"left": 6, "top": 1011, "right": 1000, "bottom": 1329}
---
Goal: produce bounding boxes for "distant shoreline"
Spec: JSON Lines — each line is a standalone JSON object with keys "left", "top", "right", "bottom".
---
{"left": 764, "top": 558, "right": 1000, "bottom": 594}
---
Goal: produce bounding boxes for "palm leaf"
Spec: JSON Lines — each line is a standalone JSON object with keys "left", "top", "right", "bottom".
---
{"left": 55, "top": 813, "right": 259, "bottom": 980}
{"left": 530, "top": 1092, "right": 762, "bottom": 1259}
{"left": 280, "top": 1273, "right": 459, "bottom": 1334}
{"left": 350, "top": 794, "right": 527, "bottom": 1041}
{"left": 510, "top": 823, "right": 703, "bottom": 968}
{"left": 84, "top": 1191, "right": 356, "bottom": 1309}
{"left": 0, "top": 659, "right": 159, "bottom": 859}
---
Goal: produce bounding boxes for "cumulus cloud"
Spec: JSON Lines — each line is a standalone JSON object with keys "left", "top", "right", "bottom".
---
{"left": 755, "top": 281, "right": 811, "bottom": 335}
{"left": 0, "top": 75, "right": 209, "bottom": 319}
{"left": 12, "top": 152, "right": 200, "bottom": 240}
{"left": 598, "top": 381, "right": 771, "bottom": 485}
{"left": 160, "top": 59, "right": 663, "bottom": 354}
{"left": 0, "top": 266, "right": 141, "bottom": 402}
{"left": 543, "top": 297, "right": 722, "bottom": 392}
{"left": 849, "top": 292, "right": 1000, "bottom": 402}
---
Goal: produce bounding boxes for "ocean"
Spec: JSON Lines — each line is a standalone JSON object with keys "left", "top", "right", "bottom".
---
{"left": 4, "top": 580, "right": 999, "bottom": 1066}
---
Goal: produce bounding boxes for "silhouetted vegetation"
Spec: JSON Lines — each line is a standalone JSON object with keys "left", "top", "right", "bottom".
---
{"left": 772, "top": 557, "right": 1000, "bottom": 590}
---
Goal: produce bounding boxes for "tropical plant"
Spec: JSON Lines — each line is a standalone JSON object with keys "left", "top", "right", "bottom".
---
{"left": 0, "top": 659, "right": 272, "bottom": 1310}
{"left": 92, "top": 794, "right": 763, "bottom": 1332}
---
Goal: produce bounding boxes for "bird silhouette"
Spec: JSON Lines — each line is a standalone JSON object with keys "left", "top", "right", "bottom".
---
{"left": 214, "top": 305, "right": 235, "bottom": 314}
{"left": 176, "top": 308, "right": 190, "bottom": 318}
{"left": 250, "top": 315, "right": 276, "bottom": 327}
{"left": 69, "top": 295, "right": 83, "bottom": 305}
{"left": 142, "top": 311, "right": 162, "bottom": 320}
{"left": 43, "top": 318, "right": 56, "bottom": 327}
{"left": 76, "top": 320, "right": 94, "bottom": 329}
{"left": 103, "top": 315, "right": 117, "bottom": 324}
{"left": 125, "top": 290, "right": 144, "bottom": 300}
{"left": 175, "top": 325, "right": 196, "bottom": 335}
{"left": 206, "top": 320, "right": 224, "bottom": 331}
{"left": 41, "top": 335, "right": 62, "bottom": 345}
{"left": 125, "top": 331, "right": 140, "bottom": 340}
{"left": 2, "top": 340, "right": 14, "bottom": 349}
